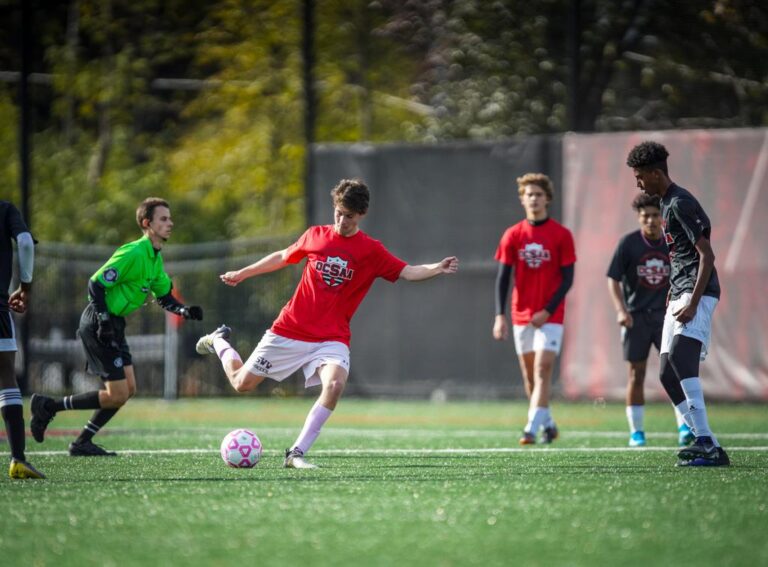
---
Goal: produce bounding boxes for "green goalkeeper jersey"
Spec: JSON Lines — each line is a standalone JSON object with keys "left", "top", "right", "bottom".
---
{"left": 90, "top": 235, "right": 172, "bottom": 317}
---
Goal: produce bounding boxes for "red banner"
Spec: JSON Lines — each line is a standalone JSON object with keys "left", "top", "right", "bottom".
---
{"left": 562, "top": 129, "right": 768, "bottom": 401}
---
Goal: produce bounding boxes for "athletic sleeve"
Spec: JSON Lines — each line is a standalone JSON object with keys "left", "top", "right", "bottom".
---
{"left": 284, "top": 228, "right": 312, "bottom": 264}
{"left": 559, "top": 227, "right": 577, "bottom": 266}
{"left": 494, "top": 228, "right": 517, "bottom": 266}
{"left": 16, "top": 232, "right": 35, "bottom": 283}
{"left": 606, "top": 237, "right": 626, "bottom": 281}
{"left": 495, "top": 263, "right": 513, "bottom": 315}
{"left": 673, "top": 198, "right": 705, "bottom": 244}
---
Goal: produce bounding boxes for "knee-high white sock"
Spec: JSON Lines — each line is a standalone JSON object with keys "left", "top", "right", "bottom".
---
{"left": 626, "top": 405, "right": 644, "bottom": 434}
{"left": 543, "top": 408, "right": 556, "bottom": 429}
{"left": 675, "top": 401, "right": 694, "bottom": 429}
{"left": 214, "top": 338, "right": 242, "bottom": 366}
{"left": 293, "top": 401, "right": 333, "bottom": 454}
{"left": 680, "top": 377, "right": 719, "bottom": 446}
{"left": 524, "top": 406, "right": 548, "bottom": 435}
{"left": 672, "top": 403, "right": 686, "bottom": 428}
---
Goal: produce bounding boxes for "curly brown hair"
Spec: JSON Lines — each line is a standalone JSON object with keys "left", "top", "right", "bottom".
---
{"left": 330, "top": 179, "right": 370, "bottom": 214}
{"left": 631, "top": 193, "right": 661, "bottom": 211}
{"left": 626, "top": 141, "right": 669, "bottom": 174}
{"left": 516, "top": 173, "right": 554, "bottom": 201}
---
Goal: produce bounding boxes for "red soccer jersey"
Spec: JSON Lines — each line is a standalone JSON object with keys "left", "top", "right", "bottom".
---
{"left": 494, "top": 218, "right": 577, "bottom": 325}
{"left": 271, "top": 225, "right": 407, "bottom": 346}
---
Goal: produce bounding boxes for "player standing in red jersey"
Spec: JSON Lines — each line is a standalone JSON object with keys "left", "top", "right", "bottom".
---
{"left": 492, "top": 173, "right": 576, "bottom": 445}
{"left": 197, "top": 179, "right": 458, "bottom": 469}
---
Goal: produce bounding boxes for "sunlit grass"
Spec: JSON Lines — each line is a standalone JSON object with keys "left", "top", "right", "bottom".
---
{"left": 2, "top": 399, "right": 767, "bottom": 567}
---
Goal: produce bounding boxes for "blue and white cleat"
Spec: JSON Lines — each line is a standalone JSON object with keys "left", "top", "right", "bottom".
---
{"left": 676, "top": 436, "right": 730, "bottom": 467}
{"left": 678, "top": 424, "right": 695, "bottom": 446}
{"left": 629, "top": 431, "right": 646, "bottom": 447}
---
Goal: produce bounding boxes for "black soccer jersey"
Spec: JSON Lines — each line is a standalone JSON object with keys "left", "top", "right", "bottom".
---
{"left": 607, "top": 230, "right": 670, "bottom": 312}
{"left": 660, "top": 184, "right": 720, "bottom": 300}
{"left": 1, "top": 201, "right": 32, "bottom": 311}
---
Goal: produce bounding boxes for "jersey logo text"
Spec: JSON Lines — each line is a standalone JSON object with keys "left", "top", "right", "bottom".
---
{"left": 519, "top": 243, "right": 551, "bottom": 268}
{"left": 637, "top": 254, "right": 670, "bottom": 289}
{"left": 315, "top": 256, "right": 354, "bottom": 287}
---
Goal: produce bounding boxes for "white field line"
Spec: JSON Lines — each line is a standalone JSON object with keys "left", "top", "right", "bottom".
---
{"left": 20, "top": 445, "right": 768, "bottom": 457}
{"left": 105, "top": 428, "right": 768, "bottom": 440}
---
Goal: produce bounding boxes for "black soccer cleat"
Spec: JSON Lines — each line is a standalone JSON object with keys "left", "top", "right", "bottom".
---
{"left": 676, "top": 447, "right": 730, "bottom": 467}
{"left": 677, "top": 436, "right": 717, "bottom": 461}
{"left": 30, "top": 393, "right": 56, "bottom": 443}
{"left": 68, "top": 440, "right": 118, "bottom": 457}
{"left": 542, "top": 425, "right": 559, "bottom": 444}
{"left": 676, "top": 437, "right": 730, "bottom": 467}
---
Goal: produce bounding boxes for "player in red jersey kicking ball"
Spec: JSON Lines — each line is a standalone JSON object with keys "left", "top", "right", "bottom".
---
{"left": 493, "top": 173, "right": 576, "bottom": 445}
{"left": 197, "top": 179, "right": 458, "bottom": 469}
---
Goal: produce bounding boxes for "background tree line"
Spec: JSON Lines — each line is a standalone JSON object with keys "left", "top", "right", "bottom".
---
{"left": 0, "top": 0, "right": 765, "bottom": 244}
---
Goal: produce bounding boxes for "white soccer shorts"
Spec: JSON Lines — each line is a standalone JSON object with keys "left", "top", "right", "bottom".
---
{"left": 513, "top": 323, "right": 564, "bottom": 355}
{"left": 660, "top": 292, "right": 718, "bottom": 361}
{"left": 243, "top": 330, "right": 350, "bottom": 387}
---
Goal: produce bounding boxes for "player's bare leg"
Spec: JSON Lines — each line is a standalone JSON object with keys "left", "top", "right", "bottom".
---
{"left": 517, "top": 353, "right": 535, "bottom": 399}
{"left": 285, "top": 363, "right": 348, "bottom": 469}
{"left": 520, "top": 350, "right": 558, "bottom": 444}
{"left": 197, "top": 325, "right": 266, "bottom": 392}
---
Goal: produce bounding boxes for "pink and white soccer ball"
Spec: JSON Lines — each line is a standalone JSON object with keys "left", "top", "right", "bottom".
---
{"left": 220, "top": 429, "right": 263, "bottom": 468}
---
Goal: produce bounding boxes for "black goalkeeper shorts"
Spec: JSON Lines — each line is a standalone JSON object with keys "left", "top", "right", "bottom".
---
{"left": 77, "top": 304, "right": 131, "bottom": 381}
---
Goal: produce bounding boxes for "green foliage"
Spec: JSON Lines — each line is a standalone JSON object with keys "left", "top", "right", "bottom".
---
{"left": 2, "top": 0, "right": 766, "bottom": 241}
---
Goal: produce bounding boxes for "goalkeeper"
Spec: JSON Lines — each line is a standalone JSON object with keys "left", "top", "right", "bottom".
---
{"left": 30, "top": 198, "right": 203, "bottom": 456}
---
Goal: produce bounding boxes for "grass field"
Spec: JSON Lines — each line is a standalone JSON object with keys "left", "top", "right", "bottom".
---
{"left": 2, "top": 398, "right": 767, "bottom": 566}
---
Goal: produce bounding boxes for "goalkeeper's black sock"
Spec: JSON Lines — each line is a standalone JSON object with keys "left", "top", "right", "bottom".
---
{"left": 53, "top": 391, "right": 101, "bottom": 412}
{"left": 74, "top": 408, "right": 119, "bottom": 444}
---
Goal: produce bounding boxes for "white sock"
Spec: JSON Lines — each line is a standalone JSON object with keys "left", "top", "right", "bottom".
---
{"left": 626, "top": 405, "right": 644, "bottom": 434}
{"left": 673, "top": 403, "right": 687, "bottom": 428}
{"left": 293, "top": 401, "right": 334, "bottom": 454}
{"left": 543, "top": 409, "right": 556, "bottom": 430}
{"left": 524, "top": 406, "right": 548, "bottom": 435}
{"left": 680, "top": 377, "right": 719, "bottom": 446}
{"left": 214, "top": 338, "right": 242, "bottom": 366}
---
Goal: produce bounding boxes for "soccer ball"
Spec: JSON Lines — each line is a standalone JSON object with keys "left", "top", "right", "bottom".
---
{"left": 220, "top": 429, "right": 263, "bottom": 468}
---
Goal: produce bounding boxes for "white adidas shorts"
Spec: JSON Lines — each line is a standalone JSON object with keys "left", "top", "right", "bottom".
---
{"left": 243, "top": 330, "right": 350, "bottom": 387}
{"left": 513, "top": 323, "right": 564, "bottom": 355}
{"left": 660, "top": 293, "right": 718, "bottom": 361}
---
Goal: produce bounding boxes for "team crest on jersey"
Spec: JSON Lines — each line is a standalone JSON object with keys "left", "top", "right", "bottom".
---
{"left": 103, "top": 268, "right": 119, "bottom": 282}
{"left": 315, "top": 256, "right": 354, "bottom": 287}
{"left": 519, "top": 243, "right": 551, "bottom": 268}
{"left": 637, "top": 254, "right": 670, "bottom": 289}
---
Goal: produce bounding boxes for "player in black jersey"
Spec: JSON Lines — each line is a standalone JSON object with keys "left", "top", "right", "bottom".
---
{"left": 607, "top": 193, "right": 693, "bottom": 448}
{"left": 626, "top": 141, "right": 729, "bottom": 467}
{"left": 1, "top": 201, "right": 45, "bottom": 478}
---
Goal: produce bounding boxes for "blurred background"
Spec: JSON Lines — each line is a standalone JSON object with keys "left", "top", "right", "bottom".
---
{"left": 1, "top": 0, "right": 766, "bottom": 401}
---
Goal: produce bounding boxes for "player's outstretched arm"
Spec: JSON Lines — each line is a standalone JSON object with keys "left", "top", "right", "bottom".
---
{"left": 399, "top": 256, "right": 459, "bottom": 282}
{"left": 220, "top": 249, "right": 290, "bottom": 287}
